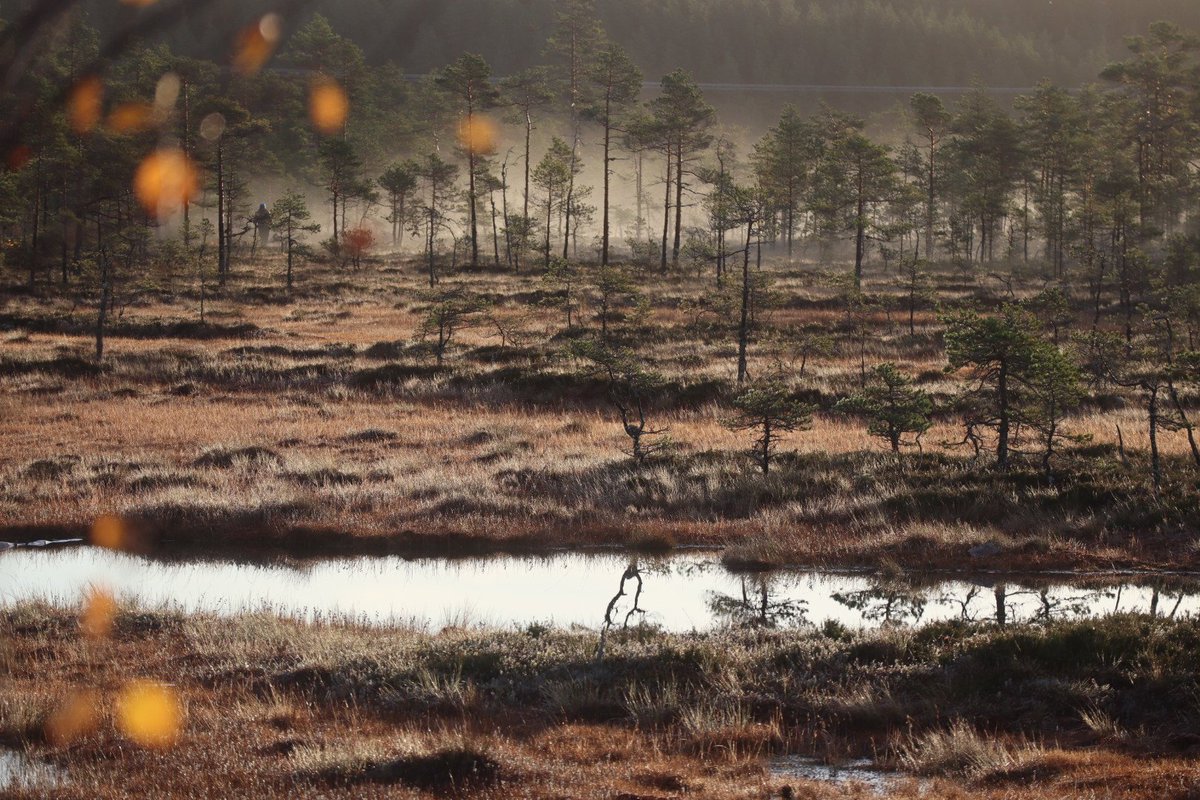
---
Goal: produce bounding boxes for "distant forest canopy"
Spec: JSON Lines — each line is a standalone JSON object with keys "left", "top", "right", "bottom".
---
{"left": 67, "top": 0, "right": 1200, "bottom": 86}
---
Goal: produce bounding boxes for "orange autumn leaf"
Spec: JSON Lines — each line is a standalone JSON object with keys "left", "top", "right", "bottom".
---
{"left": 80, "top": 586, "right": 118, "bottom": 639}
{"left": 107, "top": 102, "right": 155, "bottom": 134}
{"left": 68, "top": 77, "right": 104, "bottom": 134}
{"left": 233, "top": 14, "right": 282, "bottom": 75}
{"left": 309, "top": 77, "right": 349, "bottom": 134}
{"left": 133, "top": 149, "right": 199, "bottom": 218}
{"left": 44, "top": 690, "right": 101, "bottom": 745}
{"left": 457, "top": 115, "right": 498, "bottom": 155}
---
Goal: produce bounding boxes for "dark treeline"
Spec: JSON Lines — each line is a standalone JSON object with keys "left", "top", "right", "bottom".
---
{"left": 62, "top": 0, "right": 1200, "bottom": 86}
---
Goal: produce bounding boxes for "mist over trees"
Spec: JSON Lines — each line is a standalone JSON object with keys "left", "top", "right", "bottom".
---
{"left": 2, "top": 0, "right": 1199, "bottom": 496}
{"left": 55, "top": 0, "right": 1200, "bottom": 88}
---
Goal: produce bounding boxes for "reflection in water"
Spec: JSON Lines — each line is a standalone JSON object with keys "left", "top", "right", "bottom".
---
{"left": 708, "top": 576, "right": 807, "bottom": 628}
{"left": 0, "top": 749, "right": 63, "bottom": 791}
{"left": 832, "top": 582, "right": 927, "bottom": 625}
{"left": 597, "top": 564, "right": 648, "bottom": 658}
{"left": 770, "top": 756, "right": 896, "bottom": 793}
{"left": 0, "top": 547, "right": 1198, "bottom": 632}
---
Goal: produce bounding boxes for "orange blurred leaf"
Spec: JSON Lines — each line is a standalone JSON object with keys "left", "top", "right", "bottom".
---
{"left": 309, "top": 77, "right": 349, "bottom": 134}
{"left": 68, "top": 77, "right": 104, "bottom": 134}
{"left": 44, "top": 690, "right": 101, "bottom": 746}
{"left": 80, "top": 586, "right": 117, "bottom": 639}
{"left": 233, "top": 14, "right": 282, "bottom": 75}
{"left": 91, "top": 514, "right": 127, "bottom": 550}
{"left": 457, "top": 115, "right": 498, "bottom": 155}
{"left": 116, "top": 681, "right": 182, "bottom": 749}
{"left": 107, "top": 102, "right": 155, "bottom": 134}
{"left": 134, "top": 149, "right": 199, "bottom": 218}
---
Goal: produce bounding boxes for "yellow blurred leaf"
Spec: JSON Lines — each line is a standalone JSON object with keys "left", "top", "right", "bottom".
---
{"left": 457, "top": 115, "right": 498, "bottom": 155}
{"left": 309, "top": 77, "right": 349, "bottom": 135}
{"left": 44, "top": 690, "right": 100, "bottom": 746}
{"left": 116, "top": 681, "right": 182, "bottom": 749}
{"left": 80, "top": 586, "right": 117, "bottom": 639}
{"left": 67, "top": 77, "right": 104, "bottom": 134}
{"left": 134, "top": 149, "right": 199, "bottom": 219}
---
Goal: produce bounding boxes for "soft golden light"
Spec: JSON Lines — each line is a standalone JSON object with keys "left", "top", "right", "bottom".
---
{"left": 67, "top": 77, "right": 104, "bottom": 134}
{"left": 457, "top": 115, "right": 498, "bottom": 155}
{"left": 116, "top": 681, "right": 182, "bottom": 749}
{"left": 309, "top": 77, "right": 349, "bottom": 134}
{"left": 133, "top": 149, "right": 199, "bottom": 218}
{"left": 44, "top": 690, "right": 101, "bottom": 746}
{"left": 119, "top": 0, "right": 158, "bottom": 6}
{"left": 91, "top": 514, "right": 127, "bottom": 550}
{"left": 233, "top": 13, "right": 282, "bottom": 75}
{"left": 107, "top": 102, "right": 155, "bottom": 134}
{"left": 80, "top": 586, "right": 117, "bottom": 639}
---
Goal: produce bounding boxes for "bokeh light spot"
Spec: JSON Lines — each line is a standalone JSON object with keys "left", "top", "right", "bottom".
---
{"left": 457, "top": 115, "right": 498, "bottom": 155}
{"left": 107, "top": 102, "right": 155, "bottom": 134}
{"left": 233, "top": 13, "right": 282, "bottom": 75}
{"left": 199, "top": 112, "right": 226, "bottom": 142}
{"left": 80, "top": 586, "right": 117, "bottom": 639}
{"left": 134, "top": 149, "right": 199, "bottom": 218}
{"left": 91, "top": 514, "right": 127, "bottom": 550}
{"left": 155, "top": 72, "right": 181, "bottom": 112}
{"left": 116, "top": 681, "right": 182, "bottom": 749}
{"left": 309, "top": 77, "right": 349, "bottom": 134}
{"left": 44, "top": 690, "right": 100, "bottom": 746}
{"left": 68, "top": 77, "right": 104, "bottom": 134}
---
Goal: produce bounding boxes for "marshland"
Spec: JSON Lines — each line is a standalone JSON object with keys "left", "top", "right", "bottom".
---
{"left": 2, "top": 0, "right": 1200, "bottom": 797}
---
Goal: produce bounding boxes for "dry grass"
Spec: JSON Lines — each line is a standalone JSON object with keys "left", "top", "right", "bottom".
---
{"left": 1, "top": 255, "right": 1197, "bottom": 568}
{"left": 2, "top": 605, "right": 1198, "bottom": 799}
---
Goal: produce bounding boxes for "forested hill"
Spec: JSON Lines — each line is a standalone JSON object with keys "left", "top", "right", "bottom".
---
{"left": 78, "top": 0, "right": 1200, "bottom": 86}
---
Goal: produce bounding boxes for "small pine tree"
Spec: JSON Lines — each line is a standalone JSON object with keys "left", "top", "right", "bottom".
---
{"left": 271, "top": 190, "right": 320, "bottom": 289}
{"left": 1023, "top": 342, "right": 1086, "bottom": 482}
{"left": 725, "top": 379, "right": 814, "bottom": 475}
{"left": 836, "top": 363, "right": 933, "bottom": 453}
{"left": 416, "top": 285, "right": 490, "bottom": 366}
{"left": 570, "top": 340, "right": 669, "bottom": 463}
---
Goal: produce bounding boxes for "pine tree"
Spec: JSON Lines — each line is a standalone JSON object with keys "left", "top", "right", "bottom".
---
{"left": 836, "top": 363, "right": 933, "bottom": 453}
{"left": 271, "top": 190, "right": 320, "bottom": 289}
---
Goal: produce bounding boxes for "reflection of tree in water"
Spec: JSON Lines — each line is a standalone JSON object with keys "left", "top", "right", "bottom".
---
{"left": 707, "top": 576, "right": 808, "bottom": 628}
{"left": 596, "top": 563, "right": 648, "bottom": 659}
{"left": 938, "top": 578, "right": 1200, "bottom": 627}
{"left": 832, "top": 581, "right": 928, "bottom": 625}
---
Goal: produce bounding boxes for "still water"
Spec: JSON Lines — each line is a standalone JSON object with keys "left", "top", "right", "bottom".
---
{"left": 1, "top": 547, "right": 1196, "bottom": 631}
{"left": 0, "top": 749, "right": 63, "bottom": 792}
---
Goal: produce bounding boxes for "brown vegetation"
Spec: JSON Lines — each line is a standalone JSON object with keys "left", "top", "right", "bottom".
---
{"left": 1, "top": 605, "right": 1198, "bottom": 799}
{"left": 1, "top": 256, "right": 1197, "bottom": 569}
